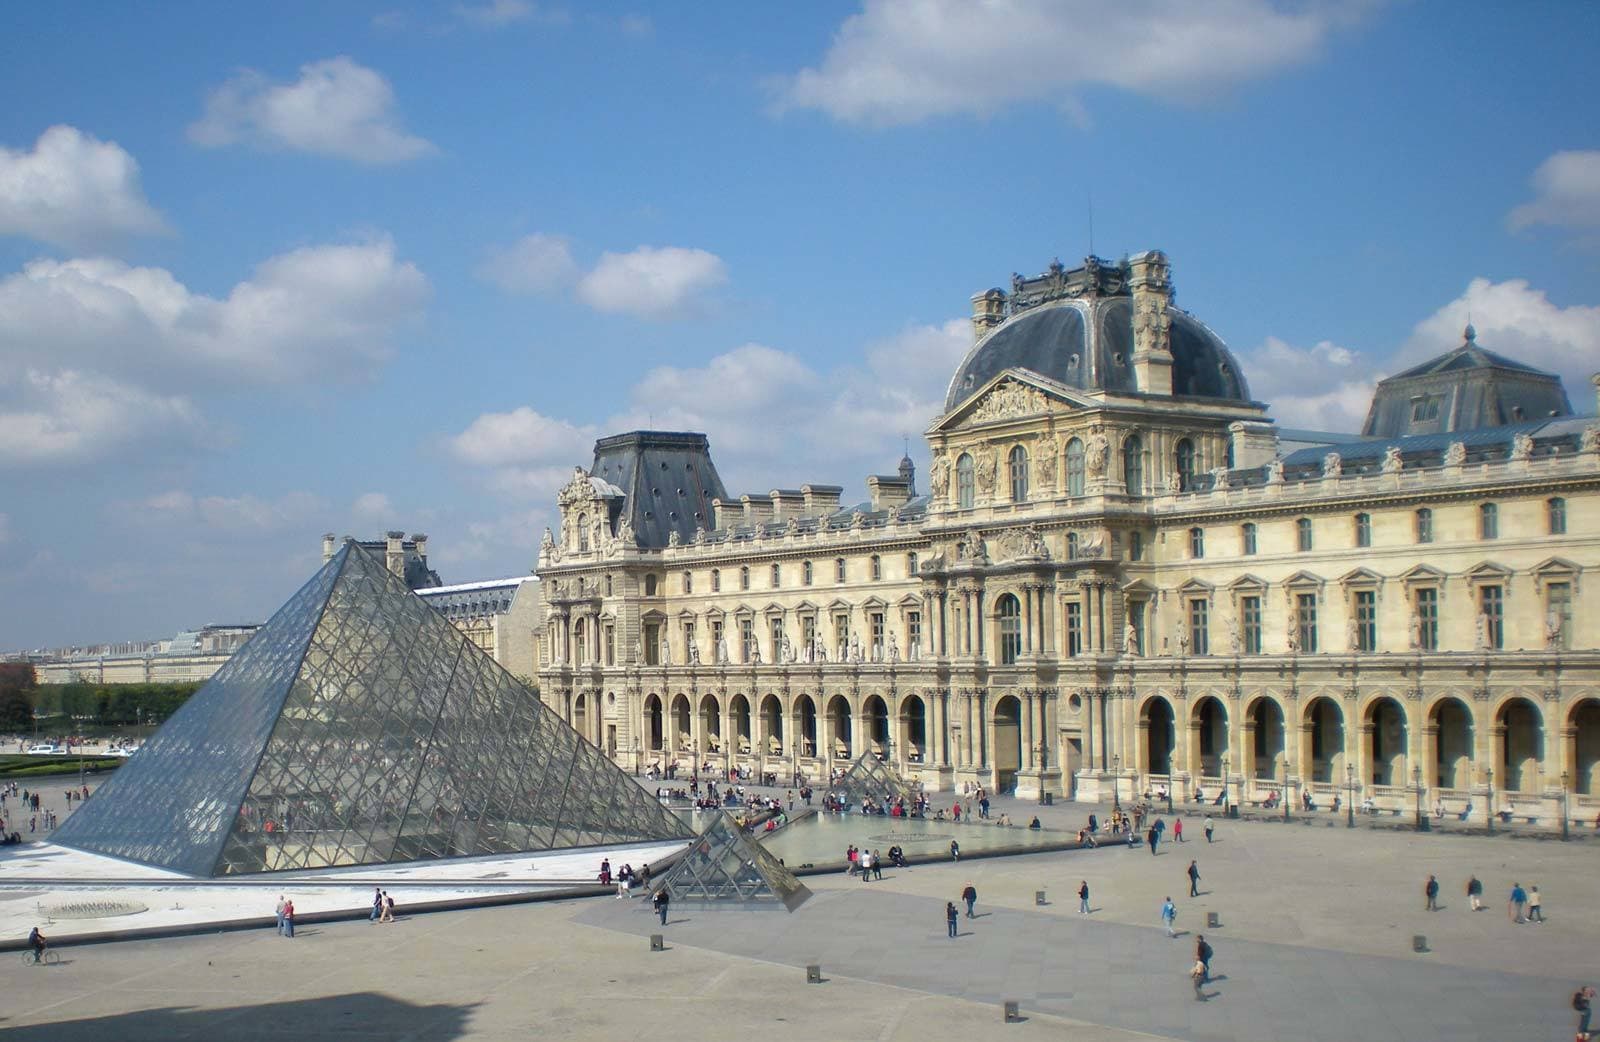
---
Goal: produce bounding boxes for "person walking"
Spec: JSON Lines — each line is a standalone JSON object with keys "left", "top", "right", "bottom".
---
{"left": 1573, "top": 985, "right": 1595, "bottom": 1039}
{"left": 1187, "top": 859, "right": 1201, "bottom": 898}
{"left": 1203, "top": 815, "right": 1215, "bottom": 843}
{"left": 1466, "top": 875, "right": 1483, "bottom": 911}
{"left": 282, "top": 899, "right": 295, "bottom": 939}
{"left": 1425, "top": 874, "right": 1439, "bottom": 911}
{"left": 653, "top": 886, "right": 670, "bottom": 926}
{"left": 950, "top": 839, "right": 960, "bottom": 861}
{"left": 1527, "top": 885, "right": 1543, "bottom": 923}
{"left": 962, "top": 882, "right": 978, "bottom": 918}
{"left": 1509, "top": 881, "right": 1527, "bottom": 923}
{"left": 1174, "top": 817, "right": 1184, "bottom": 843}
{"left": 946, "top": 900, "right": 959, "bottom": 939}
{"left": 1078, "top": 880, "right": 1090, "bottom": 915}
{"left": 1147, "top": 825, "right": 1159, "bottom": 856}
{"left": 1161, "top": 896, "right": 1177, "bottom": 937}
{"left": 381, "top": 892, "right": 396, "bottom": 923}
{"left": 1190, "top": 957, "right": 1207, "bottom": 1001}
{"left": 1196, "top": 934, "right": 1214, "bottom": 983}
{"left": 369, "top": 887, "right": 383, "bottom": 923}
{"left": 275, "top": 895, "right": 288, "bottom": 935}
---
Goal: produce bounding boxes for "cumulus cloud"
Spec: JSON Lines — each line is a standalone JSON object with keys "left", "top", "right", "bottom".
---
{"left": 352, "top": 492, "right": 394, "bottom": 519}
{"left": 476, "top": 233, "right": 579, "bottom": 294}
{"left": 1507, "top": 150, "right": 1600, "bottom": 233}
{"left": 774, "top": 0, "right": 1371, "bottom": 126}
{"left": 452, "top": 0, "right": 571, "bottom": 25}
{"left": 0, "top": 125, "right": 168, "bottom": 249}
{"left": 134, "top": 489, "right": 324, "bottom": 533}
{"left": 1236, "top": 336, "right": 1376, "bottom": 432}
{"left": 576, "top": 246, "right": 727, "bottom": 320}
{"left": 0, "top": 238, "right": 429, "bottom": 387}
{"left": 189, "top": 56, "right": 434, "bottom": 164}
{"left": 0, "top": 369, "right": 205, "bottom": 467}
{"left": 447, "top": 406, "right": 600, "bottom": 499}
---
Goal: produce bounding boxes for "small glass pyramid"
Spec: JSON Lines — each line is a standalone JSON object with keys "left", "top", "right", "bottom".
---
{"left": 655, "top": 810, "right": 811, "bottom": 911}
{"left": 53, "top": 542, "right": 693, "bottom": 876}
{"left": 827, "top": 756, "right": 918, "bottom": 809}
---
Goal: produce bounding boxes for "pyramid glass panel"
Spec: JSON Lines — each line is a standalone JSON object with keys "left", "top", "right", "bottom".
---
{"left": 655, "top": 811, "right": 811, "bottom": 912}
{"left": 827, "top": 756, "right": 919, "bottom": 811}
{"left": 54, "top": 542, "right": 692, "bottom": 876}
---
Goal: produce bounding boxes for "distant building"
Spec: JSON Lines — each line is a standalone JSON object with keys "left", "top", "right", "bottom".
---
{"left": 34, "top": 624, "right": 260, "bottom": 684}
{"left": 324, "top": 531, "right": 441, "bottom": 590}
{"left": 416, "top": 576, "right": 543, "bottom": 681}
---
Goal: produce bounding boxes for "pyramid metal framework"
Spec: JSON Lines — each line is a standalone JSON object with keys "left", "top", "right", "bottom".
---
{"left": 655, "top": 811, "right": 811, "bottom": 911}
{"left": 827, "top": 756, "right": 918, "bottom": 808}
{"left": 53, "top": 542, "right": 693, "bottom": 877}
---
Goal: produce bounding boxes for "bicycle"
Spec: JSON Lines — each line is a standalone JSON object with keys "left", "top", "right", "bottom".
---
{"left": 21, "top": 949, "right": 60, "bottom": 967}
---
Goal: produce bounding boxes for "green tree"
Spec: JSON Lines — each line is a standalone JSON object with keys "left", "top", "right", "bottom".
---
{"left": 0, "top": 690, "right": 31, "bottom": 731}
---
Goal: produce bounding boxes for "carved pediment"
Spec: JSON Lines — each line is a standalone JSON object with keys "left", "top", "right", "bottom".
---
{"left": 933, "top": 369, "right": 1096, "bottom": 432}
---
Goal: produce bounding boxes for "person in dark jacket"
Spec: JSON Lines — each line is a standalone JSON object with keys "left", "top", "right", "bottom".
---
{"left": 961, "top": 882, "right": 978, "bottom": 918}
{"left": 946, "top": 901, "right": 959, "bottom": 939}
{"left": 1196, "top": 934, "right": 1214, "bottom": 983}
{"left": 1425, "top": 875, "right": 1440, "bottom": 911}
{"left": 653, "top": 887, "right": 670, "bottom": 925}
{"left": 1188, "top": 859, "right": 1201, "bottom": 897}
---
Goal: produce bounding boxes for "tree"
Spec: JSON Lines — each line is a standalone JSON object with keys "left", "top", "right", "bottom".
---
{"left": 0, "top": 690, "right": 31, "bottom": 731}
{"left": 0, "top": 662, "right": 36, "bottom": 696}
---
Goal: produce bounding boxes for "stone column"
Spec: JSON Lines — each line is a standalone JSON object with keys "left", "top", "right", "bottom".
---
{"left": 1022, "top": 691, "right": 1036, "bottom": 770}
{"left": 1022, "top": 584, "right": 1035, "bottom": 656}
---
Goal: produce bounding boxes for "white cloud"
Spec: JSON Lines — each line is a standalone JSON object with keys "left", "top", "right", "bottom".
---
{"left": 774, "top": 0, "right": 1370, "bottom": 127}
{"left": 0, "top": 369, "right": 205, "bottom": 467}
{"left": 189, "top": 56, "right": 434, "bottom": 164}
{"left": 0, "top": 238, "right": 429, "bottom": 386}
{"left": 1401, "top": 278, "right": 1600, "bottom": 406}
{"left": 1507, "top": 150, "right": 1600, "bottom": 233}
{"left": 576, "top": 245, "right": 727, "bottom": 319}
{"left": 1236, "top": 336, "right": 1375, "bottom": 432}
{"left": 352, "top": 492, "right": 394, "bottom": 519}
{"left": 0, "top": 125, "right": 167, "bottom": 249}
{"left": 476, "top": 233, "right": 578, "bottom": 294}
{"left": 454, "top": 0, "right": 534, "bottom": 25}
{"left": 447, "top": 406, "right": 599, "bottom": 500}
{"left": 135, "top": 489, "right": 324, "bottom": 532}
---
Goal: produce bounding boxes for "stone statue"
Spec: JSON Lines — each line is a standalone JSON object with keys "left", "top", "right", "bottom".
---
{"left": 660, "top": 634, "right": 672, "bottom": 664}
{"left": 1382, "top": 445, "right": 1404, "bottom": 474}
{"left": 1032, "top": 443, "right": 1054, "bottom": 490}
{"left": 1345, "top": 615, "right": 1359, "bottom": 653}
{"left": 1284, "top": 617, "right": 1299, "bottom": 653}
{"left": 633, "top": 638, "right": 644, "bottom": 663}
{"left": 1444, "top": 441, "right": 1466, "bottom": 467}
{"left": 975, "top": 451, "right": 997, "bottom": 493}
{"left": 749, "top": 642, "right": 762, "bottom": 665}
{"left": 1322, "top": 452, "right": 1342, "bottom": 478}
{"left": 1408, "top": 609, "right": 1422, "bottom": 650}
{"left": 1165, "top": 470, "right": 1182, "bottom": 494}
{"left": 887, "top": 632, "right": 900, "bottom": 663}
{"left": 782, "top": 635, "right": 795, "bottom": 663}
{"left": 848, "top": 635, "right": 863, "bottom": 663}
{"left": 814, "top": 638, "right": 828, "bottom": 663}
{"left": 1582, "top": 425, "right": 1600, "bottom": 454}
{"left": 1266, "top": 458, "right": 1285, "bottom": 484}
{"left": 1511, "top": 431, "right": 1534, "bottom": 461}
{"left": 668, "top": 529, "right": 681, "bottom": 547}
{"left": 1546, "top": 612, "right": 1564, "bottom": 649}
{"left": 693, "top": 525, "right": 707, "bottom": 545}
{"left": 850, "top": 510, "right": 866, "bottom": 531}
{"left": 1474, "top": 613, "right": 1489, "bottom": 652}
{"left": 715, "top": 636, "right": 729, "bottom": 664}
{"left": 1086, "top": 426, "right": 1110, "bottom": 477}
{"left": 1227, "top": 618, "right": 1241, "bottom": 655}
{"left": 1211, "top": 466, "right": 1231, "bottom": 490}
{"left": 616, "top": 514, "right": 635, "bottom": 546}
{"left": 930, "top": 452, "right": 951, "bottom": 499}
{"left": 1124, "top": 622, "right": 1140, "bottom": 656}
{"left": 687, "top": 639, "right": 700, "bottom": 665}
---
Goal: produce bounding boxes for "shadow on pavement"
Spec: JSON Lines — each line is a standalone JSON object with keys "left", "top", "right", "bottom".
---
{"left": 0, "top": 992, "right": 478, "bottom": 1041}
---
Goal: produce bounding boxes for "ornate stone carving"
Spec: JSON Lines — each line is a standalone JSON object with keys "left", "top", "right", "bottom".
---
{"left": 1266, "top": 458, "right": 1285, "bottom": 484}
{"left": 556, "top": 467, "right": 593, "bottom": 508}
{"left": 1210, "top": 466, "right": 1231, "bottom": 490}
{"left": 971, "top": 380, "right": 1047, "bottom": 423}
{"left": 667, "top": 529, "right": 681, "bottom": 547}
{"left": 1511, "top": 431, "right": 1534, "bottom": 461}
{"left": 1032, "top": 440, "right": 1054, "bottom": 491}
{"left": 956, "top": 529, "right": 988, "bottom": 564}
{"left": 975, "top": 451, "right": 998, "bottom": 493}
{"left": 1444, "top": 441, "right": 1466, "bottom": 466}
{"left": 1124, "top": 621, "right": 1140, "bottom": 656}
{"left": 615, "top": 514, "right": 635, "bottom": 547}
{"left": 929, "top": 451, "right": 951, "bottom": 499}
{"left": 540, "top": 527, "right": 560, "bottom": 564}
{"left": 1382, "top": 445, "right": 1404, "bottom": 474}
{"left": 1322, "top": 452, "right": 1342, "bottom": 478}
{"left": 1133, "top": 294, "right": 1172, "bottom": 356}
{"left": 1085, "top": 425, "right": 1110, "bottom": 477}
{"left": 1582, "top": 425, "right": 1600, "bottom": 454}
{"left": 995, "top": 525, "right": 1049, "bottom": 562}
{"left": 1072, "top": 528, "right": 1105, "bottom": 559}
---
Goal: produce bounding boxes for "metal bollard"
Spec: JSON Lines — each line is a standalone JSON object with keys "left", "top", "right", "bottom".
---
{"left": 807, "top": 964, "right": 822, "bottom": 984}
{"left": 1003, "top": 1000, "right": 1021, "bottom": 1022}
{"left": 650, "top": 934, "right": 664, "bottom": 952}
{"left": 1412, "top": 934, "right": 1427, "bottom": 953}
{"left": 1207, "top": 912, "right": 1219, "bottom": 929}
{"left": 1035, "top": 890, "right": 1047, "bottom": 906}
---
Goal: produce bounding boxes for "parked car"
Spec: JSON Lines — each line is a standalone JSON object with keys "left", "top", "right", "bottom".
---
{"left": 25, "top": 743, "right": 63, "bottom": 755}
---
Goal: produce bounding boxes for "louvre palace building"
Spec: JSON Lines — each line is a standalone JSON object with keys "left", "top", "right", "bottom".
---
{"left": 535, "top": 250, "right": 1600, "bottom": 821}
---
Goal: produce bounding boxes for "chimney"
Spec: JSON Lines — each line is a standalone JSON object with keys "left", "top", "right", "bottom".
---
{"left": 741, "top": 494, "right": 776, "bottom": 525}
{"left": 1128, "top": 250, "right": 1174, "bottom": 396}
{"left": 1227, "top": 421, "right": 1279, "bottom": 470}
{"left": 412, "top": 533, "right": 428, "bottom": 564}
{"left": 322, "top": 532, "right": 337, "bottom": 561}
{"left": 801, "top": 484, "right": 843, "bottom": 516}
{"left": 710, "top": 497, "right": 735, "bottom": 530}
{"left": 970, "top": 288, "right": 1007, "bottom": 342}
{"left": 867, "top": 475, "right": 912, "bottom": 512}
{"left": 386, "top": 530, "right": 405, "bottom": 577}
{"left": 769, "top": 489, "right": 806, "bottom": 520}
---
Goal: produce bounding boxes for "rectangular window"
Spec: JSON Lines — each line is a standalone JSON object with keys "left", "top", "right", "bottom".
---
{"left": 801, "top": 615, "right": 817, "bottom": 652}
{"left": 1296, "top": 592, "right": 1318, "bottom": 653}
{"left": 803, "top": 561, "right": 813, "bottom": 586}
{"left": 1354, "top": 513, "right": 1371, "bottom": 548}
{"left": 1242, "top": 523, "right": 1257, "bottom": 556}
{"left": 1189, "top": 527, "right": 1205, "bottom": 560}
{"left": 1415, "top": 588, "right": 1438, "bottom": 651}
{"left": 1480, "top": 584, "right": 1503, "bottom": 649}
{"left": 1416, "top": 509, "right": 1433, "bottom": 544}
{"left": 836, "top": 558, "right": 847, "bottom": 583}
{"left": 644, "top": 621, "right": 661, "bottom": 666}
{"left": 833, "top": 614, "right": 850, "bottom": 657}
{"left": 604, "top": 624, "right": 616, "bottom": 666}
{"left": 1354, "top": 590, "right": 1377, "bottom": 652}
{"left": 1548, "top": 497, "right": 1567, "bottom": 535}
{"left": 1297, "top": 518, "right": 1314, "bottom": 552}
{"left": 1479, "top": 503, "right": 1498, "bottom": 540}
{"left": 907, "top": 611, "right": 921, "bottom": 654}
{"left": 1064, "top": 601, "right": 1082, "bottom": 656}
{"left": 739, "top": 618, "right": 756, "bottom": 662}
{"left": 1188, "top": 598, "right": 1210, "bottom": 656}
{"left": 907, "top": 552, "right": 918, "bottom": 575}
{"left": 1130, "top": 531, "right": 1144, "bottom": 561}
{"left": 770, "top": 617, "right": 784, "bottom": 662}
{"left": 710, "top": 619, "right": 724, "bottom": 661}
{"left": 871, "top": 556, "right": 882, "bottom": 581}
{"left": 740, "top": 567, "right": 750, "bottom": 591}
{"left": 711, "top": 569, "right": 721, "bottom": 592}
{"left": 869, "top": 611, "right": 885, "bottom": 658}
{"left": 1128, "top": 600, "right": 1145, "bottom": 656}
{"left": 771, "top": 563, "right": 781, "bottom": 588}
{"left": 683, "top": 571, "right": 692, "bottom": 594}
{"left": 1547, "top": 582, "right": 1573, "bottom": 650}
{"left": 682, "top": 622, "right": 695, "bottom": 663}
{"left": 1241, "top": 595, "right": 1262, "bottom": 655}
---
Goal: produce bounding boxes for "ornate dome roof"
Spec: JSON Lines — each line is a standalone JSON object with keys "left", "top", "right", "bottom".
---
{"left": 943, "top": 254, "right": 1252, "bottom": 412}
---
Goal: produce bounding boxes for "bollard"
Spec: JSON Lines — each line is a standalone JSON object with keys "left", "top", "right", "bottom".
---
{"left": 1207, "top": 912, "right": 1219, "bottom": 929}
{"left": 650, "top": 934, "right": 664, "bottom": 952}
{"left": 807, "top": 964, "right": 822, "bottom": 984}
{"left": 1412, "top": 934, "right": 1427, "bottom": 953}
{"left": 1003, "top": 1000, "right": 1021, "bottom": 1023}
{"left": 1035, "top": 890, "right": 1047, "bottom": 906}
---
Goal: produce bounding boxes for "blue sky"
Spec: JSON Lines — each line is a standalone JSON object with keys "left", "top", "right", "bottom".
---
{"left": 2, "top": 0, "right": 1598, "bottom": 650}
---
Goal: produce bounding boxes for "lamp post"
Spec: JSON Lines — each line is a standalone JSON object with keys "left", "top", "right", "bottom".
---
{"left": 1221, "top": 753, "right": 1230, "bottom": 817}
{"left": 1561, "top": 770, "right": 1570, "bottom": 841}
{"left": 1345, "top": 763, "right": 1355, "bottom": 828}
{"left": 1111, "top": 754, "right": 1122, "bottom": 813}
{"left": 1283, "top": 759, "right": 1292, "bottom": 822}
{"left": 1037, "top": 738, "right": 1047, "bottom": 807}
{"left": 1166, "top": 775, "right": 1174, "bottom": 816}
{"left": 1413, "top": 764, "right": 1425, "bottom": 831}
{"left": 1485, "top": 765, "right": 1494, "bottom": 835}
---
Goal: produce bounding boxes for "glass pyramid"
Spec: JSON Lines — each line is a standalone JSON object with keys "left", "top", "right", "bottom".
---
{"left": 827, "top": 756, "right": 918, "bottom": 809}
{"left": 655, "top": 811, "right": 811, "bottom": 912}
{"left": 53, "top": 542, "right": 693, "bottom": 877}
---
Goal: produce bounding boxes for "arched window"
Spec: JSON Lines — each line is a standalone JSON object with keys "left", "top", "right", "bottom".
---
{"left": 1415, "top": 508, "right": 1433, "bottom": 544}
{"left": 997, "top": 594, "right": 1022, "bottom": 665}
{"left": 1354, "top": 512, "right": 1371, "bottom": 548}
{"left": 1065, "top": 437, "right": 1085, "bottom": 497}
{"left": 907, "top": 552, "right": 918, "bottom": 575}
{"left": 956, "top": 453, "right": 975, "bottom": 509}
{"left": 1123, "top": 436, "right": 1143, "bottom": 495}
{"left": 835, "top": 557, "right": 846, "bottom": 582}
{"left": 1008, "top": 445, "right": 1029, "bottom": 502}
{"left": 1175, "top": 438, "right": 1196, "bottom": 492}
{"left": 1548, "top": 497, "right": 1567, "bottom": 535}
{"left": 803, "top": 561, "right": 814, "bottom": 585}
{"left": 1296, "top": 517, "right": 1313, "bottom": 552}
{"left": 771, "top": 563, "right": 781, "bottom": 587}
{"left": 576, "top": 513, "right": 589, "bottom": 552}
{"left": 682, "top": 571, "right": 693, "bottom": 594}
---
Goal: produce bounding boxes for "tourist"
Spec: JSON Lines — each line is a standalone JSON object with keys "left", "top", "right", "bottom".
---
{"left": 1027, "top": 816, "right": 1040, "bottom": 830}
{"left": 872, "top": 850, "right": 884, "bottom": 881}
{"left": 282, "top": 899, "right": 295, "bottom": 938}
{"left": 1077, "top": 827, "right": 1096, "bottom": 848}
{"left": 952, "top": 802, "right": 962, "bottom": 822}
{"left": 1465, "top": 874, "right": 1484, "bottom": 911}
{"left": 858, "top": 848, "right": 873, "bottom": 883}
{"left": 1196, "top": 934, "right": 1213, "bottom": 982}
{"left": 1161, "top": 897, "right": 1177, "bottom": 937}
{"left": 979, "top": 795, "right": 990, "bottom": 819}
{"left": 1527, "top": 885, "right": 1544, "bottom": 923}
{"left": 27, "top": 926, "right": 46, "bottom": 964}
{"left": 946, "top": 900, "right": 959, "bottom": 939}
{"left": 276, "top": 895, "right": 288, "bottom": 935}
{"left": 950, "top": 839, "right": 960, "bottom": 861}
{"left": 1147, "top": 824, "right": 1159, "bottom": 856}
{"left": 1173, "top": 817, "right": 1184, "bottom": 842}
{"left": 962, "top": 882, "right": 978, "bottom": 918}
{"left": 1188, "top": 859, "right": 1201, "bottom": 898}
{"left": 369, "top": 887, "right": 382, "bottom": 923}
{"left": 1078, "top": 880, "right": 1090, "bottom": 915}
{"left": 1203, "top": 815, "right": 1215, "bottom": 843}
{"left": 1509, "top": 881, "right": 1528, "bottom": 923}
{"left": 1425, "top": 875, "right": 1439, "bottom": 911}
{"left": 1573, "top": 985, "right": 1595, "bottom": 1039}
{"left": 1190, "top": 958, "right": 1207, "bottom": 1001}
{"left": 653, "top": 887, "right": 670, "bottom": 926}
{"left": 381, "top": 892, "right": 396, "bottom": 923}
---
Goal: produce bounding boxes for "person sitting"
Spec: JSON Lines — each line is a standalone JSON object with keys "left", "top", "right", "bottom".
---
{"left": 1028, "top": 816, "right": 1041, "bottom": 830}
{"left": 1077, "top": 827, "right": 1097, "bottom": 848}
{"left": 1193, "top": 787, "right": 1204, "bottom": 804}
{"left": 1433, "top": 800, "right": 1445, "bottom": 820}
{"left": 1360, "top": 796, "right": 1376, "bottom": 815}
{"left": 996, "top": 813, "right": 1011, "bottom": 827}
{"left": 1331, "top": 793, "right": 1342, "bottom": 813}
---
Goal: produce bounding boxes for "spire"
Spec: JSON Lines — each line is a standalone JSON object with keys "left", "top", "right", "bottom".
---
{"left": 1464, "top": 321, "right": 1477, "bottom": 344}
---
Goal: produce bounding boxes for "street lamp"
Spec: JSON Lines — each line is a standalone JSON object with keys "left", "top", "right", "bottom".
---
{"left": 1283, "top": 759, "right": 1292, "bottom": 822}
{"left": 1221, "top": 753, "right": 1230, "bottom": 817}
{"left": 1111, "top": 754, "right": 1122, "bottom": 813}
{"left": 1485, "top": 765, "right": 1494, "bottom": 835}
{"left": 1345, "top": 763, "right": 1355, "bottom": 828}
{"left": 1413, "top": 764, "right": 1425, "bottom": 831}
{"left": 1561, "top": 771, "right": 1570, "bottom": 842}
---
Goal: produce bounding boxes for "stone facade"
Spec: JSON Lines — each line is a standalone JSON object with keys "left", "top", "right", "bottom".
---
{"left": 536, "top": 252, "right": 1600, "bottom": 823}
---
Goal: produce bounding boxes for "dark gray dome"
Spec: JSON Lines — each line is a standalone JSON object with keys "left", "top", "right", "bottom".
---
{"left": 944, "top": 297, "right": 1252, "bottom": 412}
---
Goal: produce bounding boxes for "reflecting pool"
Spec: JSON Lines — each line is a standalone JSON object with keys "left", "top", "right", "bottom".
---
{"left": 756, "top": 811, "right": 1075, "bottom": 868}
